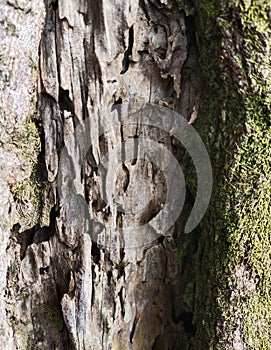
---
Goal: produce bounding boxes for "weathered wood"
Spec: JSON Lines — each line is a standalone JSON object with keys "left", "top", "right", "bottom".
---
{"left": 0, "top": 1, "right": 201, "bottom": 349}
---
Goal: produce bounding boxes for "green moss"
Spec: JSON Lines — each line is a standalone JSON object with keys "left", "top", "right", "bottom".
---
{"left": 32, "top": 303, "right": 64, "bottom": 331}
{"left": 17, "top": 287, "right": 30, "bottom": 301}
{"left": 8, "top": 259, "right": 22, "bottom": 290}
{"left": 187, "top": 0, "right": 271, "bottom": 348}
{"left": 14, "top": 329, "right": 29, "bottom": 350}
{"left": 167, "top": 0, "right": 186, "bottom": 11}
{"left": 9, "top": 115, "right": 50, "bottom": 230}
{"left": 0, "top": 52, "right": 8, "bottom": 64}
{"left": 11, "top": 303, "right": 63, "bottom": 349}
{"left": 7, "top": 20, "right": 18, "bottom": 36}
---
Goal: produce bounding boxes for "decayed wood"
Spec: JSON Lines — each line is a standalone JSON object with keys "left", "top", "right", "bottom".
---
{"left": 1, "top": 0, "right": 202, "bottom": 349}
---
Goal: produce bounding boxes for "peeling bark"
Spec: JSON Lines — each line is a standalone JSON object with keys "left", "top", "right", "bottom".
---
{"left": 2, "top": 0, "right": 201, "bottom": 349}
{"left": 1, "top": 0, "right": 271, "bottom": 348}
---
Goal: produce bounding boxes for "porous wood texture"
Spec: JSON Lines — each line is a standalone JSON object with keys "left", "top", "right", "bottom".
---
{"left": 1, "top": 1, "right": 201, "bottom": 349}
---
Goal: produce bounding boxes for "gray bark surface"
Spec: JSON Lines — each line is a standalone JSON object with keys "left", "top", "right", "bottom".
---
{"left": 0, "top": 1, "right": 201, "bottom": 349}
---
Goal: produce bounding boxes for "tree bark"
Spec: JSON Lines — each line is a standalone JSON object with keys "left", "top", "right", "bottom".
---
{"left": 1, "top": 1, "right": 201, "bottom": 349}
{"left": 0, "top": 0, "right": 270, "bottom": 349}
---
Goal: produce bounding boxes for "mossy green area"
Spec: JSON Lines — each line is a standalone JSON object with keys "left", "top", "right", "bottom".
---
{"left": 9, "top": 115, "right": 52, "bottom": 231}
{"left": 32, "top": 303, "right": 64, "bottom": 332}
{"left": 185, "top": 0, "right": 271, "bottom": 348}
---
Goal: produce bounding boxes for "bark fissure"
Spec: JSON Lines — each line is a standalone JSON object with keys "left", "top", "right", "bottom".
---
{"left": 120, "top": 25, "right": 134, "bottom": 75}
{"left": 2, "top": 0, "right": 204, "bottom": 349}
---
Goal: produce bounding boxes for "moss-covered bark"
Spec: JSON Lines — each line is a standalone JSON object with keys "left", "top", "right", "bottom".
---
{"left": 188, "top": 1, "right": 271, "bottom": 348}
{"left": 2, "top": 0, "right": 270, "bottom": 349}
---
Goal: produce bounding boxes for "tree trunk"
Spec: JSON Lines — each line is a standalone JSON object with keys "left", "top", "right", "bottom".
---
{"left": 0, "top": 0, "right": 270, "bottom": 349}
